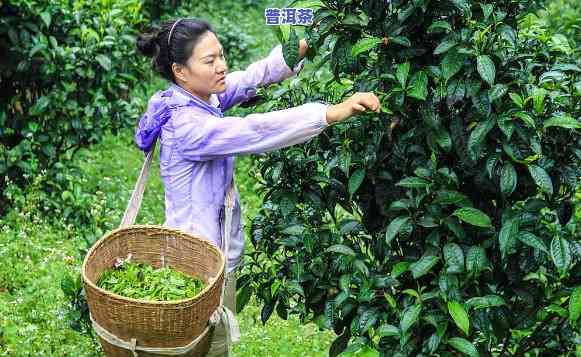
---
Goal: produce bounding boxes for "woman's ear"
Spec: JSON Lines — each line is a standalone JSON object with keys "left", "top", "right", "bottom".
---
{"left": 172, "top": 62, "right": 189, "bottom": 83}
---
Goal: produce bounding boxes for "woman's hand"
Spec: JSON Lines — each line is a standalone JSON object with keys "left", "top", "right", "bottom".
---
{"left": 325, "top": 92, "right": 381, "bottom": 124}
{"left": 299, "top": 39, "right": 308, "bottom": 60}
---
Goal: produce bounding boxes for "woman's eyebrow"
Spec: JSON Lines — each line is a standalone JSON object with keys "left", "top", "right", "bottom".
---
{"left": 201, "top": 48, "right": 224, "bottom": 59}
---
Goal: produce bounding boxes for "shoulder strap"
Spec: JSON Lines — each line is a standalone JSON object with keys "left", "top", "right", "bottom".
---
{"left": 119, "top": 141, "right": 158, "bottom": 228}
{"left": 119, "top": 140, "right": 237, "bottom": 255}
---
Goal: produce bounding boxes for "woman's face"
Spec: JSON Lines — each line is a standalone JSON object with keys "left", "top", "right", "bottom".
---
{"left": 172, "top": 31, "right": 228, "bottom": 103}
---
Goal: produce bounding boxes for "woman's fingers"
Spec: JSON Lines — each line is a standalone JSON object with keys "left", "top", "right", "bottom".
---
{"left": 353, "top": 103, "right": 366, "bottom": 112}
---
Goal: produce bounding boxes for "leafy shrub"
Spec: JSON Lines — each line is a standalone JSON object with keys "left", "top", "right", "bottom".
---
{"left": 240, "top": 0, "right": 581, "bottom": 355}
{"left": 0, "top": 0, "right": 153, "bottom": 214}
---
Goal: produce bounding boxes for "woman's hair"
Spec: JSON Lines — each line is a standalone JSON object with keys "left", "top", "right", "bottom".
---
{"left": 136, "top": 18, "right": 215, "bottom": 82}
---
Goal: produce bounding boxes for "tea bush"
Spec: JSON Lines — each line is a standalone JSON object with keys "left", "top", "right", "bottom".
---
{"left": 0, "top": 0, "right": 154, "bottom": 216}
{"left": 240, "top": 0, "right": 581, "bottom": 355}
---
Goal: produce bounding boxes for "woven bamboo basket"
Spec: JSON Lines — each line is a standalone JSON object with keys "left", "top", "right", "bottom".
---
{"left": 81, "top": 224, "right": 225, "bottom": 357}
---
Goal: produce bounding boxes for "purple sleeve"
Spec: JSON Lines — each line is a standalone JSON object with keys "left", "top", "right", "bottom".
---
{"left": 217, "top": 44, "right": 306, "bottom": 112}
{"left": 173, "top": 103, "right": 329, "bottom": 161}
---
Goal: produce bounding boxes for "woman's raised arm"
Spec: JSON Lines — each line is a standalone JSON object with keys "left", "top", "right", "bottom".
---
{"left": 217, "top": 43, "right": 306, "bottom": 111}
{"left": 173, "top": 102, "right": 328, "bottom": 161}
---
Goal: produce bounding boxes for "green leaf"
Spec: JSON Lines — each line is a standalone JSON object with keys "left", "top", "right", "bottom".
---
{"left": 447, "top": 78, "right": 466, "bottom": 106}
{"left": 466, "top": 295, "right": 505, "bottom": 310}
{"left": 409, "top": 255, "right": 439, "bottom": 279}
{"left": 282, "top": 27, "right": 300, "bottom": 69}
{"left": 485, "top": 154, "right": 500, "bottom": 179}
{"left": 448, "top": 301, "right": 470, "bottom": 335}
{"left": 570, "top": 286, "right": 581, "bottom": 324}
{"left": 378, "top": 324, "right": 400, "bottom": 337}
{"left": 466, "top": 246, "right": 488, "bottom": 273}
{"left": 498, "top": 217, "right": 519, "bottom": 260}
{"left": 400, "top": 304, "right": 422, "bottom": 333}
{"left": 477, "top": 55, "right": 495, "bottom": 85}
{"left": 408, "top": 71, "right": 428, "bottom": 100}
{"left": 433, "top": 190, "right": 470, "bottom": 206}
{"left": 488, "top": 84, "right": 508, "bottom": 101}
{"left": 509, "top": 92, "right": 523, "bottom": 108}
{"left": 326, "top": 244, "right": 356, "bottom": 257}
{"left": 434, "top": 40, "right": 458, "bottom": 55}
{"left": 40, "top": 12, "right": 52, "bottom": 28}
{"left": 348, "top": 169, "right": 366, "bottom": 195}
{"left": 450, "top": 0, "right": 472, "bottom": 16}
{"left": 427, "top": 21, "right": 452, "bottom": 33}
{"left": 441, "top": 50, "right": 465, "bottom": 80}
{"left": 391, "top": 261, "right": 410, "bottom": 278}
{"left": 281, "top": 224, "right": 305, "bottom": 235}
{"left": 517, "top": 232, "right": 549, "bottom": 254}
{"left": 448, "top": 337, "right": 479, "bottom": 357}
{"left": 543, "top": 114, "right": 581, "bottom": 130}
{"left": 351, "top": 37, "right": 382, "bottom": 57}
{"left": 434, "top": 128, "right": 452, "bottom": 152}
{"left": 95, "top": 54, "right": 112, "bottom": 71}
{"left": 514, "top": 112, "right": 536, "bottom": 128}
{"left": 527, "top": 165, "right": 553, "bottom": 196}
{"left": 390, "top": 36, "right": 411, "bottom": 47}
{"left": 480, "top": 3, "right": 493, "bottom": 20}
{"left": 532, "top": 87, "right": 547, "bottom": 114}
{"left": 467, "top": 119, "right": 495, "bottom": 160}
{"left": 385, "top": 217, "right": 411, "bottom": 245}
{"left": 396, "top": 177, "right": 430, "bottom": 189}
{"left": 396, "top": 62, "right": 411, "bottom": 87}
{"left": 444, "top": 243, "right": 465, "bottom": 274}
{"left": 339, "top": 150, "right": 351, "bottom": 176}
{"left": 550, "top": 237, "right": 571, "bottom": 274}
{"left": 452, "top": 208, "right": 492, "bottom": 227}
{"left": 500, "top": 162, "right": 517, "bottom": 196}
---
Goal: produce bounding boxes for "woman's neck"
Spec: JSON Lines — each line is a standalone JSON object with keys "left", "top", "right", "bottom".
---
{"left": 174, "top": 83, "right": 211, "bottom": 104}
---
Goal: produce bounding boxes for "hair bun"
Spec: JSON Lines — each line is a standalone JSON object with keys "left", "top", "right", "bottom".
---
{"left": 136, "top": 32, "right": 159, "bottom": 58}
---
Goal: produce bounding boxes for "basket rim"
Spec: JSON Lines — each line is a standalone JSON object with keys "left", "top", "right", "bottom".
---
{"left": 81, "top": 224, "right": 225, "bottom": 306}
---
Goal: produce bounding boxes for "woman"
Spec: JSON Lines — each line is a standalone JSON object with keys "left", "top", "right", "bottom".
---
{"left": 135, "top": 18, "right": 380, "bottom": 356}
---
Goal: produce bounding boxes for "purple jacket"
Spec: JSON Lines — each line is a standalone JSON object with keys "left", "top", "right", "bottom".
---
{"left": 135, "top": 44, "right": 330, "bottom": 272}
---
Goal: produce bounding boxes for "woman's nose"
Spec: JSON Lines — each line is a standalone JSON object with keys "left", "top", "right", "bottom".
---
{"left": 216, "top": 58, "right": 227, "bottom": 73}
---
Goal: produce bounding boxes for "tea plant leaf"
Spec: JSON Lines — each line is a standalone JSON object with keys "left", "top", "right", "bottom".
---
{"left": 396, "top": 62, "right": 411, "bottom": 87}
{"left": 408, "top": 71, "right": 428, "bottom": 100}
{"left": 282, "top": 27, "right": 300, "bottom": 69}
{"left": 517, "top": 232, "right": 549, "bottom": 254}
{"left": 352, "top": 37, "right": 382, "bottom": 57}
{"left": 498, "top": 217, "right": 519, "bottom": 260}
{"left": 528, "top": 165, "right": 553, "bottom": 196}
{"left": 570, "top": 286, "right": 581, "bottom": 324}
{"left": 551, "top": 237, "right": 571, "bottom": 274}
{"left": 543, "top": 114, "right": 581, "bottom": 129}
{"left": 448, "top": 300, "right": 470, "bottom": 335}
{"left": 500, "top": 161, "right": 517, "bottom": 196}
{"left": 434, "top": 40, "right": 458, "bottom": 55}
{"left": 385, "top": 216, "right": 410, "bottom": 245}
{"left": 400, "top": 304, "right": 422, "bottom": 333}
{"left": 444, "top": 243, "right": 465, "bottom": 274}
{"left": 326, "top": 244, "right": 356, "bottom": 257}
{"left": 448, "top": 337, "right": 479, "bottom": 357}
{"left": 396, "top": 177, "right": 430, "bottom": 188}
{"left": 465, "top": 295, "right": 505, "bottom": 310}
{"left": 452, "top": 208, "right": 492, "bottom": 227}
{"left": 441, "top": 50, "right": 465, "bottom": 80}
{"left": 477, "top": 55, "right": 495, "bottom": 85}
{"left": 348, "top": 169, "right": 366, "bottom": 195}
{"left": 410, "top": 255, "right": 439, "bottom": 279}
